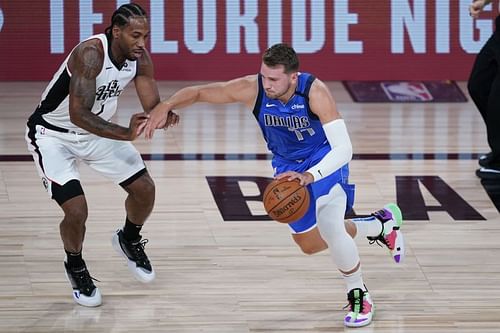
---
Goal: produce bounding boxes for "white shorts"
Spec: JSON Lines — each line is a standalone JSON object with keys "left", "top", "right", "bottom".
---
{"left": 25, "top": 124, "right": 146, "bottom": 196}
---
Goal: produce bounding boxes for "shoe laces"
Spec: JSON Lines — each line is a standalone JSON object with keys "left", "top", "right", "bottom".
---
{"left": 70, "top": 266, "right": 100, "bottom": 294}
{"left": 344, "top": 288, "right": 366, "bottom": 314}
{"left": 128, "top": 237, "right": 150, "bottom": 264}
{"left": 368, "top": 236, "right": 389, "bottom": 249}
{"left": 367, "top": 210, "right": 393, "bottom": 249}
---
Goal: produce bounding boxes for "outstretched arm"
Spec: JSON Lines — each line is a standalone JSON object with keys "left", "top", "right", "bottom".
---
{"left": 144, "top": 75, "right": 258, "bottom": 139}
{"left": 67, "top": 39, "right": 148, "bottom": 141}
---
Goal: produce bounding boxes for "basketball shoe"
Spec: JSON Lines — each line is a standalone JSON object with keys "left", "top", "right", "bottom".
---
{"left": 368, "top": 203, "right": 405, "bottom": 263}
{"left": 344, "top": 288, "right": 374, "bottom": 327}
{"left": 64, "top": 261, "right": 102, "bottom": 307}
{"left": 112, "top": 229, "right": 155, "bottom": 283}
{"left": 476, "top": 167, "right": 500, "bottom": 180}
{"left": 478, "top": 152, "right": 493, "bottom": 167}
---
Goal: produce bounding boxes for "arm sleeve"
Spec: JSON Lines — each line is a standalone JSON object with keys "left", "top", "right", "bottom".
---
{"left": 306, "top": 119, "right": 353, "bottom": 182}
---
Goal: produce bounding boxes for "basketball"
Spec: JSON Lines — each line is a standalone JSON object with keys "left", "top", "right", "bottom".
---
{"left": 263, "top": 178, "right": 310, "bottom": 223}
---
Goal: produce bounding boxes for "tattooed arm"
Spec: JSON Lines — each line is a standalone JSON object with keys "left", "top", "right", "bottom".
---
{"left": 67, "top": 38, "right": 148, "bottom": 141}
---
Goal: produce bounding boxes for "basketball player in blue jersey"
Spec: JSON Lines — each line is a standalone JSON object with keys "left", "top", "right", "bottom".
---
{"left": 25, "top": 3, "right": 178, "bottom": 307}
{"left": 144, "top": 44, "right": 405, "bottom": 328}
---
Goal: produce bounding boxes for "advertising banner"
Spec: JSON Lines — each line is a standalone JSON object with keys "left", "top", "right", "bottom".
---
{"left": 0, "top": 1, "right": 496, "bottom": 81}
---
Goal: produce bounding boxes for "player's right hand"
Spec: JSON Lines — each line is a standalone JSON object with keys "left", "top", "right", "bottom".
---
{"left": 469, "top": 0, "right": 487, "bottom": 18}
{"left": 275, "top": 171, "right": 314, "bottom": 186}
{"left": 128, "top": 112, "right": 150, "bottom": 140}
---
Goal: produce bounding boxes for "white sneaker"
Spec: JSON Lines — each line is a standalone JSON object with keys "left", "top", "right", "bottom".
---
{"left": 368, "top": 203, "right": 405, "bottom": 263}
{"left": 64, "top": 261, "right": 102, "bottom": 307}
{"left": 344, "top": 288, "right": 374, "bottom": 327}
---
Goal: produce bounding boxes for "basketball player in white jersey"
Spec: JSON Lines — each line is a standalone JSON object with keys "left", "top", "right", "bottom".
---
{"left": 143, "top": 44, "right": 405, "bottom": 327}
{"left": 25, "top": 3, "right": 178, "bottom": 307}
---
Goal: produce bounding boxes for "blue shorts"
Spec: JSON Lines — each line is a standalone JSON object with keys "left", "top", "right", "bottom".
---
{"left": 272, "top": 149, "right": 355, "bottom": 233}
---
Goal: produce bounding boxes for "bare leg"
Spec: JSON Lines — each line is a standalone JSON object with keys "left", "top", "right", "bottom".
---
{"left": 59, "top": 195, "right": 88, "bottom": 253}
{"left": 113, "top": 171, "right": 156, "bottom": 283}
{"left": 122, "top": 172, "right": 155, "bottom": 225}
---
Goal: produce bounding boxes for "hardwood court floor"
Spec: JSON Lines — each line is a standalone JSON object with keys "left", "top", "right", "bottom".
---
{"left": 0, "top": 81, "right": 499, "bottom": 332}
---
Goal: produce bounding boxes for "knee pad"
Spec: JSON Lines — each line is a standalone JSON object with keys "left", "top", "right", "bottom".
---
{"left": 51, "top": 179, "right": 84, "bottom": 206}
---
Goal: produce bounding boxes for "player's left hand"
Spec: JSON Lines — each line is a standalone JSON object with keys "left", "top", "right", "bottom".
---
{"left": 275, "top": 171, "right": 314, "bottom": 186}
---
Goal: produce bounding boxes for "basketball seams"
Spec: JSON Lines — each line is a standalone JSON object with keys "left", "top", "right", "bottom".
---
{"left": 268, "top": 186, "right": 304, "bottom": 212}
{"left": 272, "top": 187, "right": 308, "bottom": 223}
{"left": 263, "top": 179, "right": 309, "bottom": 223}
{"left": 263, "top": 180, "right": 299, "bottom": 211}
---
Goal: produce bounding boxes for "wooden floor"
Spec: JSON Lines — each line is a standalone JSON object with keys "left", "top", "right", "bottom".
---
{"left": 1, "top": 81, "right": 499, "bottom": 333}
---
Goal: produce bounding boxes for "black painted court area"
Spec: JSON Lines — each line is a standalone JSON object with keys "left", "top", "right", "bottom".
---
{"left": 2, "top": 152, "right": 497, "bottom": 213}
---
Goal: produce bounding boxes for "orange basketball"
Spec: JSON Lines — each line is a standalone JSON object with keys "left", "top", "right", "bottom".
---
{"left": 263, "top": 178, "right": 310, "bottom": 223}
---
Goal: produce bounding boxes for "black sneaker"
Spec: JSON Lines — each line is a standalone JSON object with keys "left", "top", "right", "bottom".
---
{"left": 479, "top": 152, "right": 494, "bottom": 168}
{"left": 111, "top": 229, "right": 155, "bottom": 283}
{"left": 64, "top": 261, "right": 102, "bottom": 307}
{"left": 476, "top": 167, "right": 500, "bottom": 180}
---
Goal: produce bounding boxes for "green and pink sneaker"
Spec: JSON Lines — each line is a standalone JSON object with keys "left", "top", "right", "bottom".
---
{"left": 368, "top": 203, "right": 405, "bottom": 263}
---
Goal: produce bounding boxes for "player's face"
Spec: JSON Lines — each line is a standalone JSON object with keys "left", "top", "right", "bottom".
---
{"left": 115, "top": 17, "right": 150, "bottom": 61}
{"left": 260, "top": 63, "right": 297, "bottom": 101}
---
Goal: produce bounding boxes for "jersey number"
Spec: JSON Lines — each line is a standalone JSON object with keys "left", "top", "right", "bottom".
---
{"left": 96, "top": 104, "right": 104, "bottom": 116}
{"left": 291, "top": 127, "right": 316, "bottom": 141}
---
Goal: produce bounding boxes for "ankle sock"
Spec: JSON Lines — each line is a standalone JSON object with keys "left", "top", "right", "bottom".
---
{"left": 65, "top": 250, "right": 84, "bottom": 269}
{"left": 123, "top": 217, "right": 143, "bottom": 241}
{"left": 351, "top": 215, "right": 383, "bottom": 238}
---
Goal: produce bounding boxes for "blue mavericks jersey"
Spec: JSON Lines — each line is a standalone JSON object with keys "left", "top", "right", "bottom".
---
{"left": 252, "top": 72, "right": 329, "bottom": 168}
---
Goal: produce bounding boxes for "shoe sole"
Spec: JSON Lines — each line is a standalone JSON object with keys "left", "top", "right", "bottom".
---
{"left": 383, "top": 203, "right": 405, "bottom": 263}
{"left": 111, "top": 232, "right": 156, "bottom": 283}
{"left": 476, "top": 168, "right": 500, "bottom": 180}
{"left": 344, "top": 311, "right": 374, "bottom": 328}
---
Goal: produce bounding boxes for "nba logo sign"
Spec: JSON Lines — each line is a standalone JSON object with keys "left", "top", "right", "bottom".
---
{"left": 381, "top": 82, "right": 433, "bottom": 102}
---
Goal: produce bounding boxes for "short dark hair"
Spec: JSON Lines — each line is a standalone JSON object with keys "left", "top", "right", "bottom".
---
{"left": 262, "top": 43, "right": 299, "bottom": 73}
{"left": 105, "top": 3, "right": 148, "bottom": 37}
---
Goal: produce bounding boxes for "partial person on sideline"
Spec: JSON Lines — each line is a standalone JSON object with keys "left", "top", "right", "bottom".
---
{"left": 25, "top": 3, "right": 178, "bottom": 307}
{"left": 143, "top": 43, "right": 405, "bottom": 328}
{"left": 468, "top": 0, "right": 500, "bottom": 179}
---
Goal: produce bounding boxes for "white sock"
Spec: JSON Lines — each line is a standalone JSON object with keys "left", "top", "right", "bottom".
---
{"left": 351, "top": 215, "right": 382, "bottom": 238}
{"left": 343, "top": 268, "right": 366, "bottom": 292}
{"left": 316, "top": 184, "right": 365, "bottom": 293}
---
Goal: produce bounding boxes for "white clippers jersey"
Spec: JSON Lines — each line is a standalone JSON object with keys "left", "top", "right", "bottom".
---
{"left": 34, "top": 34, "right": 137, "bottom": 133}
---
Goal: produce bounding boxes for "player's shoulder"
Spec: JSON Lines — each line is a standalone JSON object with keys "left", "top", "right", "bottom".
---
{"left": 221, "top": 74, "right": 258, "bottom": 107}
{"left": 68, "top": 38, "right": 105, "bottom": 76}
{"left": 309, "top": 75, "right": 328, "bottom": 92}
{"left": 236, "top": 74, "right": 258, "bottom": 84}
{"left": 74, "top": 37, "right": 104, "bottom": 55}
{"left": 225, "top": 74, "right": 258, "bottom": 90}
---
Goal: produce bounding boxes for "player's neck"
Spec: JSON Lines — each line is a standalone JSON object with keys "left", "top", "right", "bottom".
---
{"left": 109, "top": 41, "right": 127, "bottom": 69}
{"left": 277, "top": 84, "right": 297, "bottom": 104}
